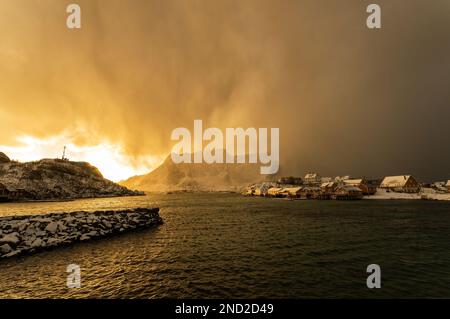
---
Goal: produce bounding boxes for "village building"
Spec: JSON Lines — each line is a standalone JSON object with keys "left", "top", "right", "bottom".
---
{"left": 367, "top": 178, "right": 382, "bottom": 191}
{"left": 332, "top": 185, "right": 363, "bottom": 200}
{"left": 304, "top": 173, "right": 321, "bottom": 184}
{"left": 343, "top": 178, "right": 377, "bottom": 195}
{"left": 318, "top": 181, "right": 337, "bottom": 199}
{"left": 320, "top": 177, "right": 333, "bottom": 183}
{"left": 335, "top": 175, "right": 351, "bottom": 182}
{"left": 321, "top": 181, "right": 338, "bottom": 194}
{"left": 380, "top": 175, "right": 420, "bottom": 193}
{"left": 267, "top": 187, "right": 284, "bottom": 197}
{"left": 277, "top": 176, "right": 303, "bottom": 185}
{"left": 282, "top": 187, "right": 302, "bottom": 198}
{"left": 446, "top": 180, "right": 450, "bottom": 192}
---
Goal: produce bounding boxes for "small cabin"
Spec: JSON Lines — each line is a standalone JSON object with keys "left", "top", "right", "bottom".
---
{"left": 343, "top": 178, "right": 377, "bottom": 195}
{"left": 282, "top": 187, "right": 302, "bottom": 198}
{"left": 321, "top": 181, "right": 338, "bottom": 194}
{"left": 300, "top": 186, "right": 321, "bottom": 199}
{"left": 254, "top": 188, "right": 263, "bottom": 196}
{"left": 335, "top": 175, "right": 351, "bottom": 182}
{"left": 380, "top": 175, "right": 420, "bottom": 193}
{"left": 304, "top": 173, "right": 321, "bottom": 185}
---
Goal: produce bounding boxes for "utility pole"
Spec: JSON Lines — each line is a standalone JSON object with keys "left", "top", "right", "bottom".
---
{"left": 62, "top": 146, "right": 66, "bottom": 160}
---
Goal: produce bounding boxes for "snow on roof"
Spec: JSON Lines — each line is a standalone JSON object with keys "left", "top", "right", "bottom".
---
{"left": 344, "top": 179, "right": 363, "bottom": 185}
{"left": 321, "top": 181, "right": 336, "bottom": 188}
{"left": 380, "top": 175, "right": 412, "bottom": 188}
{"left": 305, "top": 173, "right": 319, "bottom": 179}
{"left": 283, "top": 187, "right": 302, "bottom": 192}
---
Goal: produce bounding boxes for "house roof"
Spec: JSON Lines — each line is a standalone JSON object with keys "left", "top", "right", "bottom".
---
{"left": 0, "top": 152, "right": 10, "bottom": 163}
{"left": 446, "top": 180, "right": 450, "bottom": 186}
{"left": 380, "top": 175, "right": 412, "bottom": 188}
{"left": 344, "top": 179, "right": 364, "bottom": 185}
{"left": 337, "top": 185, "right": 362, "bottom": 192}
{"left": 321, "top": 181, "right": 336, "bottom": 188}
{"left": 282, "top": 187, "right": 302, "bottom": 192}
{"left": 305, "top": 173, "right": 319, "bottom": 179}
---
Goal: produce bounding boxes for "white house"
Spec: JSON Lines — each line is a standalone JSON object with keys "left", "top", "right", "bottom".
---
{"left": 380, "top": 175, "right": 420, "bottom": 193}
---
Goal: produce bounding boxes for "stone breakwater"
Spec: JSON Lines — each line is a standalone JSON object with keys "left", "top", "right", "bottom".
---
{"left": 0, "top": 208, "right": 163, "bottom": 259}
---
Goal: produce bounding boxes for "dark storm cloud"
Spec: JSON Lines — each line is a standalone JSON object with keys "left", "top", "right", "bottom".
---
{"left": 0, "top": 0, "right": 448, "bottom": 180}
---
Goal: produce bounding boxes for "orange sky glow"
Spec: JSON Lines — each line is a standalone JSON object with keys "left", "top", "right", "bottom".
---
{"left": 0, "top": 134, "right": 163, "bottom": 182}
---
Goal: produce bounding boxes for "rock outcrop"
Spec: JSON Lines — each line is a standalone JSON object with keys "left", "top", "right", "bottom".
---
{"left": 0, "top": 207, "right": 163, "bottom": 258}
{"left": 0, "top": 157, "right": 144, "bottom": 201}
{"left": 0, "top": 152, "right": 10, "bottom": 164}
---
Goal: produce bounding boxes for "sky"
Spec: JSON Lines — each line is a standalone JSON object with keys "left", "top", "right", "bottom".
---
{"left": 0, "top": 0, "right": 449, "bottom": 182}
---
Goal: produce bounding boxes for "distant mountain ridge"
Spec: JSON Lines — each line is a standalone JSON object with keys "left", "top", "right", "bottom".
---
{"left": 121, "top": 155, "right": 274, "bottom": 192}
{"left": 0, "top": 156, "right": 141, "bottom": 201}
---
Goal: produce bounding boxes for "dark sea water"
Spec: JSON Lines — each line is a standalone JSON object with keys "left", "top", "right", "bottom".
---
{"left": 0, "top": 193, "right": 449, "bottom": 298}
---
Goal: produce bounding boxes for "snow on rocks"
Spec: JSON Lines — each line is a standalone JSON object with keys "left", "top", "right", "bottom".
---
{"left": 0, "top": 207, "right": 163, "bottom": 259}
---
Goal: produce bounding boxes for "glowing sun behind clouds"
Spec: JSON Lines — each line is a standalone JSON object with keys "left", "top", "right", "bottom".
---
{"left": 0, "top": 134, "right": 162, "bottom": 182}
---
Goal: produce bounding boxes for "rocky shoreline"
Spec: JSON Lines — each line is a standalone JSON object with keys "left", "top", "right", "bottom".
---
{"left": 0, "top": 207, "right": 163, "bottom": 259}
{"left": 0, "top": 156, "right": 145, "bottom": 202}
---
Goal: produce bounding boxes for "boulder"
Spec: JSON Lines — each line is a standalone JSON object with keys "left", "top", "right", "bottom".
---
{"left": 45, "top": 221, "right": 65, "bottom": 233}
{"left": 63, "top": 216, "right": 75, "bottom": 223}
{"left": 0, "top": 152, "right": 10, "bottom": 163}
{"left": 30, "top": 218, "right": 52, "bottom": 223}
{"left": 79, "top": 234, "right": 90, "bottom": 241}
{"left": 31, "top": 238, "right": 43, "bottom": 248}
{"left": 18, "top": 222, "right": 30, "bottom": 232}
{"left": 0, "top": 244, "right": 12, "bottom": 254}
{"left": 0, "top": 232, "right": 20, "bottom": 245}
{"left": 45, "top": 222, "right": 58, "bottom": 233}
{"left": 35, "top": 230, "right": 46, "bottom": 237}
{"left": 4, "top": 250, "right": 21, "bottom": 258}
{"left": 46, "top": 238, "right": 60, "bottom": 246}
{"left": 24, "top": 225, "right": 38, "bottom": 236}
{"left": 85, "top": 231, "right": 98, "bottom": 237}
{"left": 102, "top": 220, "right": 112, "bottom": 228}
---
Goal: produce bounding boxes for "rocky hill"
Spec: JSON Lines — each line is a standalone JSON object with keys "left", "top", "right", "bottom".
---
{"left": 121, "top": 155, "right": 275, "bottom": 193}
{"left": 0, "top": 155, "right": 142, "bottom": 201}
